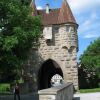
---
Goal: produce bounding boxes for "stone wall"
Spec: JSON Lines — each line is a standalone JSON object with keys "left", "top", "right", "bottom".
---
{"left": 23, "top": 23, "right": 78, "bottom": 92}
{"left": 38, "top": 83, "right": 73, "bottom": 100}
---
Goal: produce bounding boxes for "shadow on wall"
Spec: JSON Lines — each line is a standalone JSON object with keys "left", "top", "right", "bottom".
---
{"left": 22, "top": 48, "right": 45, "bottom": 93}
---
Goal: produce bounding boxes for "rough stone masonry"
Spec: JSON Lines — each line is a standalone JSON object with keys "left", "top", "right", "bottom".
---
{"left": 23, "top": 0, "right": 79, "bottom": 92}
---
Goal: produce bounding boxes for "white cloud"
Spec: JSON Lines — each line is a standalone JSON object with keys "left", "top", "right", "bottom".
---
{"left": 81, "top": 12, "right": 98, "bottom": 27}
{"left": 91, "top": 12, "right": 99, "bottom": 20}
{"left": 37, "top": 6, "right": 43, "bottom": 10}
{"left": 68, "top": 0, "right": 100, "bottom": 13}
{"left": 82, "top": 20, "right": 91, "bottom": 27}
{"left": 84, "top": 33, "right": 99, "bottom": 38}
{"left": 78, "top": 11, "right": 100, "bottom": 39}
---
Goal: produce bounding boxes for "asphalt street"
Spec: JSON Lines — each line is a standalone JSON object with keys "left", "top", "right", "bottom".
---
{"left": 0, "top": 92, "right": 100, "bottom": 100}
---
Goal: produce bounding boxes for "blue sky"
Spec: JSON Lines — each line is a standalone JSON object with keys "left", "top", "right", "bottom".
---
{"left": 35, "top": 0, "right": 100, "bottom": 60}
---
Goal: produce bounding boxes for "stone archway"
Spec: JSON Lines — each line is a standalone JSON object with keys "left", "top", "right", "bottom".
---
{"left": 38, "top": 59, "right": 63, "bottom": 90}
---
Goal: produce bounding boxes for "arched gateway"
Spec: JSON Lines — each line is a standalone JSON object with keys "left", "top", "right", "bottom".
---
{"left": 38, "top": 59, "right": 63, "bottom": 90}
{"left": 23, "top": 0, "right": 79, "bottom": 92}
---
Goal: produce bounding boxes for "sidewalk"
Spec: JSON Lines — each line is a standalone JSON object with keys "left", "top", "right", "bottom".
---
{"left": 73, "top": 92, "right": 100, "bottom": 100}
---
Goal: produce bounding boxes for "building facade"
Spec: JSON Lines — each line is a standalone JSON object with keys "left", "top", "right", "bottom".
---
{"left": 23, "top": 0, "right": 79, "bottom": 92}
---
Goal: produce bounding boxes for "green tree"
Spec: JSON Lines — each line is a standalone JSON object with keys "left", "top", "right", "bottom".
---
{"left": 0, "top": 0, "right": 42, "bottom": 82}
{"left": 79, "top": 37, "right": 100, "bottom": 88}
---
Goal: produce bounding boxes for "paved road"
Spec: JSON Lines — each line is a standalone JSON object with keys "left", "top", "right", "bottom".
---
{"left": 73, "top": 92, "right": 100, "bottom": 100}
{"left": 1, "top": 92, "right": 100, "bottom": 100}
{"left": 0, "top": 93, "right": 38, "bottom": 100}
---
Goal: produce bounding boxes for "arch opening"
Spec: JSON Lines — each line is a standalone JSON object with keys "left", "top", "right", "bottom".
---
{"left": 38, "top": 59, "right": 63, "bottom": 90}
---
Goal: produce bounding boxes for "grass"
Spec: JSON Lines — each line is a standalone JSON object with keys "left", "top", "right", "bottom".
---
{"left": 79, "top": 88, "right": 100, "bottom": 93}
{"left": 0, "top": 79, "right": 24, "bottom": 94}
{"left": 0, "top": 83, "right": 10, "bottom": 93}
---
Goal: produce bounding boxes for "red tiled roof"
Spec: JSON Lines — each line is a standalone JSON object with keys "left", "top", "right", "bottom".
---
{"left": 31, "top": 0, "right": 77, "bottom": 26}
{"left": 37, "top": 9, "right": 60, "bottom": 25}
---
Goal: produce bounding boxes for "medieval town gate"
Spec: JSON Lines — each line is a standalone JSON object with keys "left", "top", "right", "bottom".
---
{"left": 23, "top": 0, "right": 79, "bottom": 92}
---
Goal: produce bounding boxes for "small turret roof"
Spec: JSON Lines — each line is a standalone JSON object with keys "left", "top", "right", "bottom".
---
{"left": 58, "top": 0, "right": 76, "bottom": 24}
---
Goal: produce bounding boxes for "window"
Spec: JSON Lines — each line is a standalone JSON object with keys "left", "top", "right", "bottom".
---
{"left": 66, "top": 25, "right": 75, "bottom": 32}
{"left": 43, "top": 27, "right": 52, "bottom": 40}
{"left": 70, "top": 26, "right": 75, "bottom": 32}
{"left": 53, "top": 26, "right": 59, "bottom": 33}
{"left": 46, "top": 27, "right": 49, "bottom": 30}
{"left": 66, "top": 25, "right": 70, "bottom": 32}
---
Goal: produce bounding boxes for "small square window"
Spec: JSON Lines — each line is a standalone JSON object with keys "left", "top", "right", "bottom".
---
{"left": 53, "top": 26, "right": 59, "bottom": 33}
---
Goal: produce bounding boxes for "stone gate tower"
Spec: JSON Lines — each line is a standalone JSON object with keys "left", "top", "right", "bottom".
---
{"left": 24, "top": 0, "right": 79, "bottom": 92}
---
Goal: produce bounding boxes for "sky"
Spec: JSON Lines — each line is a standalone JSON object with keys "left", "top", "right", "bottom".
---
{"left": 35, "top": 0, "right": 100, "bottom": 60}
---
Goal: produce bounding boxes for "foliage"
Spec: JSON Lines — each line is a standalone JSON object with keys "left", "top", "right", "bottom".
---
{"left": 0, "top": 0, "right": 42, "bottom": 82}
{"left": 79, "top": 37, "right": 100, "bottom": 88}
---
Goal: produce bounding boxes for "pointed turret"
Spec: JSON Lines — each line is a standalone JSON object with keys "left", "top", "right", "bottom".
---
{"left": 58, "top": 0, "right": 77, "bottom": 25}
{"left": 30, "top": 0, "right": 37, "bottom": 16}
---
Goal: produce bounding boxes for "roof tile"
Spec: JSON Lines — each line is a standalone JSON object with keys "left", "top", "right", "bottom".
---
{"left": 31, "top": 0, "right": 77, "bottom": 25}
